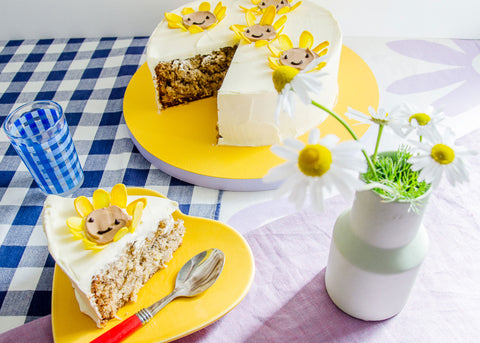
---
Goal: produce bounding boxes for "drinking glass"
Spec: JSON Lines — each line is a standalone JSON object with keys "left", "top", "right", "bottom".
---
{"left": 3, "top": 100, "right": 84, "bottom": 196}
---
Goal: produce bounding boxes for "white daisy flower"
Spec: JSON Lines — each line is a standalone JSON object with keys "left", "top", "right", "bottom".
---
{"left": 408, "top": 127, "right": 473, "bottom": 187}
{"left": 263, "top": 128, "right": 367, "bottom": 210}
{"left": 273, "top": 57, "right": 326, "bottom": 122}
{"left": 345, "top": 106, "right": 395, "bottom": 127}
{"left": 393, "top": 103, "right": 445, "bottom": 138}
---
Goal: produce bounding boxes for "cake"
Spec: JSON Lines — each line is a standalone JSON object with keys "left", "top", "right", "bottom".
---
{"left": 146, "top": 0, "right": 342, "bottom": 146}
{"left": 42, "top": 184, "right": 185, "bottom": 327}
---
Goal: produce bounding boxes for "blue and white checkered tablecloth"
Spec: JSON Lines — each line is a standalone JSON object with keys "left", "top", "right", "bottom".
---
{"left": 0, "top": 37, "right": 223, "bottom": 333}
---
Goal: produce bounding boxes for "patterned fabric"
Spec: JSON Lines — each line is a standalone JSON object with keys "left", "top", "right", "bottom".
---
{"left": 0, "top": 37, "right": 222, "bottom": 332}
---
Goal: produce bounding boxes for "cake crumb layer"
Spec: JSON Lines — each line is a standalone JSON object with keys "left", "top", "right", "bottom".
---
{"left": 91, "top": 219, "right": 185, "bottom": 325}
{"left": 154, "top": 45, "right": 238, "bottom": 109}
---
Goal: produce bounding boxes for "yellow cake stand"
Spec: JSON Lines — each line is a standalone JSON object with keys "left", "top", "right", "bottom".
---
{"left": 123, "top": 46, "right": 378, "bottom": 190}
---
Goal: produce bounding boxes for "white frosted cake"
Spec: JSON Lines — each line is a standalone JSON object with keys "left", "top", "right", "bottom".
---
{"left": 146, "top": 0, "right": 342, "bottom": 146}
{"left": 42, "top": 184, "right": 185, "bottom": 327}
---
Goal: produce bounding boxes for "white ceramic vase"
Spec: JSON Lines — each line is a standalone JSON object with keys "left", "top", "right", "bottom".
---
{"left": 325, "top": 189, "right": 430, "bottom": 321}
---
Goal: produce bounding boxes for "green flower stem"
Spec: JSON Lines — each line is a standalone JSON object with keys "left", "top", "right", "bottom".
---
{"left": 372, "top": 124, "right": 384, "bottom": 162}
{"left": 311, "top": 100, "right": 377, "bottom": 177}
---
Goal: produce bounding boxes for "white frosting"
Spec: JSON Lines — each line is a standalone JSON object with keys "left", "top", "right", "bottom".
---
{"left": 43, "top": 194, "right": 178, "bottom": 326}
{"left": 146, "top": 0, "right": 342, "bottom": 146}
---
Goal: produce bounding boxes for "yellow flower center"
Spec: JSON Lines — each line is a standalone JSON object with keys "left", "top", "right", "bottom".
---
{"left": 409, "top": 112, "right": 431, "bottom": 126}
{"left": 431, "top": 144, "right": 455, "bottom": 165}
{"left": 272, "top": 65, "right": 299, "bottom": 93}
{"left": 298, "top": 144, "right": 332, "bottom": 177}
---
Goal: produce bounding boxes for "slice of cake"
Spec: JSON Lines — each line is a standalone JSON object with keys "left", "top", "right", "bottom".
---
{"left": 146, "top": 0, "right": 342, "bottom": 146}
{"left": 42, "top": 184, "right": 185, "bottom": 327}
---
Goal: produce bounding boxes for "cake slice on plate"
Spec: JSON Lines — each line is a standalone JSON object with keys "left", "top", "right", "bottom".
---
{"left": 42, "top": 184, "right": 185, "bottom": 327}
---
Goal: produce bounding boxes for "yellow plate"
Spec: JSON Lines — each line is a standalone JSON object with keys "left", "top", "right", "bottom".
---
{"left": 51, "top": 188, "right": 255, "bottom": 342}
{"left": 123, "top": 45, "right": 378, "bottom": 190}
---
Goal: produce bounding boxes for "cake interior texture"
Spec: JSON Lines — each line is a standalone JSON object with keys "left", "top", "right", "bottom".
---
{"left": 154, "top": 45, "right": 238, "bottom": 109}
{"left": 90, "top": 218, "right": 185, "bottom": 325}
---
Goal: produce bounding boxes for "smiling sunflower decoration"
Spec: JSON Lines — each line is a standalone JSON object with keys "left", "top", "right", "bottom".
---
{"left": 268, "top": 31, "right": 329, "bottom": 72}
{"left": 240, "top": 0, "right": 302, "bottom": 15}
{"left": 165, "top": 1, "right": 227, "bottom": 34}
{"left": 230, "top": 5, "right": 287, "bottom": 47}
{"left": 67, "top": 184, "right": 147, "bottom": 251}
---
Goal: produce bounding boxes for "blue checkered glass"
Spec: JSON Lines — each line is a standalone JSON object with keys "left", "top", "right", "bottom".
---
{"left": 3, "top": 100, "right": 84, "bottom": 195}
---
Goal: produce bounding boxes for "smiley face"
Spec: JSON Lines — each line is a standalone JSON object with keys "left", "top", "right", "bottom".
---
{"left": 182, "top": 11, "right": 217, "bottom": 29}
{"left": 85, "top": 205, "right": 131, "bottom": 244}
{"left": 280, "top": 48, "right": 317, "bottom": 70}
{"left": 258, "top": 0, "right": 290, "bottom": 11}
{"left": 244, "top": 24, "right": 277, "bottom": 42}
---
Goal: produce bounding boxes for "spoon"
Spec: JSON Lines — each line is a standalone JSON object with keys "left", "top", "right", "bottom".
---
{"left": 91, "top": 248, "right": 225, "bottom": 343}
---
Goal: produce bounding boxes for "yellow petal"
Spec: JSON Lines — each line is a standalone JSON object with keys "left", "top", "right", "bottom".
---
{"left": 93, "top": 189, "right": 110, "bottom": 209}
{"left": 299, "top": 31, "right": 314, "bottom": 49}
{"left": 165, "top": 12, "right": 183, "bottom": 23}
{"left": 317, "top": 47, "right": 328, "bottom": 57}
{"left": 313, "top": 40, "right": 329, "bottom": 53}
{"left": 130, "top": 202, "right": 145, "bottom": 232}
{"left": 267, "top": 44, "right": 281, "bottom": 57}
{"left": 277, "top": 7, "right": 290, "bottom": 15}
{"left": 214, "top": 2, "right": 223, "bottom": 13}
{"left": 215, "top": 6, "right": 227, "bottom": 21}
{"left": 199, "top": 2, "right": 211, "bottom": 11}
{"left": 260, "top": 5, "right": 276, "bottom": 25}
{"left": 252, "top": 0, "right": 261, "bottom": 4}
{"left": 311, "top": 61, "right": 327, "bottom": 72}
{"left": 290, "top": 1, "right": 302, "bottom": 12}
{"left": 278, "top": 34, "right": 293, "bottom": 50}
{"left": 273, "top": 15, "right": 287, "bottom": 30}
{"left": 82, "top": 239, "right": 104, "bottom": 251}
{"left": 181, "top": 7, "right": 195, "bottom": 15}
{"left": 113, "top": 227, "right": 129, "bottom": 242}
{"left": 230, "top": 24, "right": 245, "bottom": 35}
{"left": 69, "top": 228, "right": 84, "bottom": 240}
{"left": 268, "top": 57, "right": 281, "bottom": 70}
{"left": 126, "top": 197, "right": 147, "bottom": 216}
{"left": 67, "top": 217, "right": 85, "bottom": 231}
{"left": 110, "top": 184, "right": 127, "bottom": 208}
{"left": 246, "top": 10, "right": 257, "bottom": 26}
{"left": 189, "top": 25, "right": 204, "bottom": 34}
{"left": 74, "top": 196, "right": 93, "bottom": 218}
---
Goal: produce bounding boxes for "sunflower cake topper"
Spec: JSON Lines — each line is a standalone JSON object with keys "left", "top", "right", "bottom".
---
{"left": 230, "top": 5, "right": 287, "bottom": 47}
{"left": 268, "top": 31, "right": 329, "bottom": 71}
{"left": 165, "top": 1, "right": 227, "bottom": 34}
{"left": 67, "top": 184, "right": 147, "bottom": 251}
{"left": 240, "top": 0, "right": 302, "bottom": 15}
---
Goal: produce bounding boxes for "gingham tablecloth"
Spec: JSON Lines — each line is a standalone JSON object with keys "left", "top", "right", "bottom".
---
{"left": 1, "top": 36, "right": 480, "bottom": 342}
{"left": 0, "top": 37, "right": 222, "bottom": 333}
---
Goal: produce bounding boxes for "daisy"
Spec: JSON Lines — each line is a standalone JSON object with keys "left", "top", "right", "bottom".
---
{"left": 263, "top": 128, "right": 367, "bottom": 210}
{"left": 408, "top": 127, "right": 473, "bottom": 187}
{"left": 345, "top": 106, "right": 401, "bottom": 160}
{"left": 345, "top": 106, "right": 393, "bottom": 126}
{"left": 392, "top": 103, "right": 445, "bottom": 138}
{"left": 272, "top": 57, "right": 326, "bottom": 121}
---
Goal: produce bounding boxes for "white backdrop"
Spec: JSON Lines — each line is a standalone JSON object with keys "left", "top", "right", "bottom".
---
{"left": 0, "top": 0, "right": 479, "bottom": 40}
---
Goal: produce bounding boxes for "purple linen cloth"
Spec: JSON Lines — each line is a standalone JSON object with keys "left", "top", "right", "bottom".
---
{"left": 0, "top": 315, "right": 53, "bottom": 343}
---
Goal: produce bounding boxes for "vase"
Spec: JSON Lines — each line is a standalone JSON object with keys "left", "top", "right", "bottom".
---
{"left": 325, "top": 188, "right": 430, "bottom": 321}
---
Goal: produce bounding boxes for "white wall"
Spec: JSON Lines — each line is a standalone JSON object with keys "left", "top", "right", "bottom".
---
{"left": 0, "top": 0, "right": 479, "bottom": 40}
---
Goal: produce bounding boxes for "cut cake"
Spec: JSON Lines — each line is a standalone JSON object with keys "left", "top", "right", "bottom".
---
{"left": 146, "top": 0, "right": 342, "bottom": 146}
